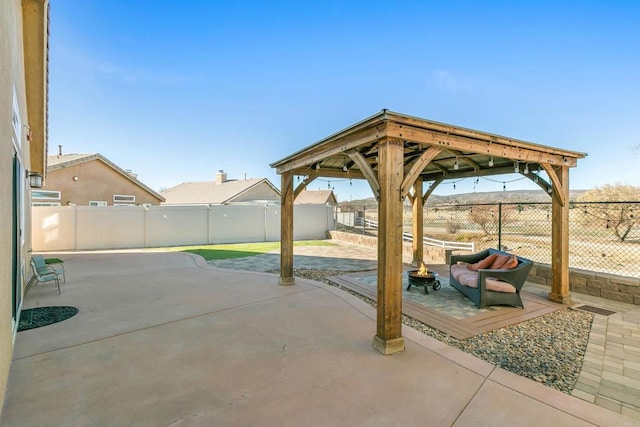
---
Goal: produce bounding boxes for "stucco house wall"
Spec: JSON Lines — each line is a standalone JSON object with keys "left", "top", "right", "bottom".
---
{"left": 0, "top": 0, "right": 48, "bottom": 412}
{"left": 43, "top": 158, "right": 164, "bottom": 206}
{"left": 231, "top": 182, "right": 280, "bottom": 202}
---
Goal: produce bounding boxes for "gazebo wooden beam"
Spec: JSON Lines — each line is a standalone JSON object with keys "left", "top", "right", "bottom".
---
{"left": 274, "top": 126, "right": 381, "bottom": 174}
{"left": 291, "top": 169, "right": 366, "bottom": 180}
{"left": 447, "top": 149, "right": 481, "bottom": 171}
{"left": 385, "top": 122, "right": 576, "bottom": 167}
{"left": 420, "top": 165, "right": 515, "bottom": 181}
{"left": 384, "top": 111, "right": 581, "bottom": 158}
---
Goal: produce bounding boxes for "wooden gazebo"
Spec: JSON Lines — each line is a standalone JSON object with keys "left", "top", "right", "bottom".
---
{"left": 271, "top": 110, "right": 586, "bottom": 355}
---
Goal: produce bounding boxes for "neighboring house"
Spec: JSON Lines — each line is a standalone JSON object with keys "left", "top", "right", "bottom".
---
{"left": 295, "top": 189, "right": 337, "bottom": 205}
{"left": 38, "top": 151, "right": 165, "bottom": 206}
{"left": 161, "top": 170, "right": 280, "bottom": 204}
{"left": 1, "top": 0, "right": 49, "bottom": 411}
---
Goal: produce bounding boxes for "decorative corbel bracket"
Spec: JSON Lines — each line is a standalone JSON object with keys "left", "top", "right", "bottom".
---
{"left": 293, "top": 172, "right": 319, "bottom": 200}
{"left": 401, "top": 146, "right": 443, "bottom": 199}
{"left": 347, "top": 150, "right": 380, "bottom": 201}
{"left": 541, "top": 164, "right": 567, "bottom": 207}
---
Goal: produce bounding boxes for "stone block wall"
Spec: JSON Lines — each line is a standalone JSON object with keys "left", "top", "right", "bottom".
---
{"left": 528, "top": 264, "right": 640, "bottom": 305}
{"left": 329, "top": 230, "right": 640, "bottom": 305}
{"left": 327, "top": 231, "right": 469, "bottom": 265}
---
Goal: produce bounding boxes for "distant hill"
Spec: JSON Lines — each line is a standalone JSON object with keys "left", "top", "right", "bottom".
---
{"left": 425, "top": 189, "right": 587, "bottom": 205}
{"left": 344, "top": 189, "right": 587, "bottom": 207}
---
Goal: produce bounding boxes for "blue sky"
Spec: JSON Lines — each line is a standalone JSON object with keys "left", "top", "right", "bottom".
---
{"left": 48, "top": 0, "right": 640, "bottom": 201}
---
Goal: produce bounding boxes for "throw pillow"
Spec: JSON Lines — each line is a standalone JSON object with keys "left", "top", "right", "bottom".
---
{"left": 468, "top": 254, "right": 498, "bottom": 271}
{"left": 490, "top": 254, "right": 519, "bottom": 270}
{"left": 490, "top": 254, "right": 512, "bottom": 269}
{"left": 501, "top": 254, "right": 519, "bottom": 270}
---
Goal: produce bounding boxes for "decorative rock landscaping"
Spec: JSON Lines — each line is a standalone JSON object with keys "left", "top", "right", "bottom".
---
{"left": 290, "top": 268, "right": 594, "bottom": 395}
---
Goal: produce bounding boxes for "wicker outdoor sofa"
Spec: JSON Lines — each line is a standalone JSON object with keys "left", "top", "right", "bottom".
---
{"left": 449, "top": 248, "right": 534, "bottom": 309}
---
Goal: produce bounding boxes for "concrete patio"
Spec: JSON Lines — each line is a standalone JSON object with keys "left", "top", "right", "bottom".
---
{"left": 1, "top": 250, "right": 636, "bottom": 426}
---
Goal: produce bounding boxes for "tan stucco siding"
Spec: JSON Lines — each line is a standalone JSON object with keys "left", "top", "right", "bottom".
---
{"left": 44, "top": 159, "right": 163, "bottom": 205}
{"left": 232, "top": 182, "right": 280, "bottom": 202}
{"left": 0, "top": 0, "right": 40, "bottom": 412}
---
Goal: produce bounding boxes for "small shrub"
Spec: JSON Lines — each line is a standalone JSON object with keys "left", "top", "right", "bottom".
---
{"left": 446, "top": 221, "right": 460, "bottom": 234}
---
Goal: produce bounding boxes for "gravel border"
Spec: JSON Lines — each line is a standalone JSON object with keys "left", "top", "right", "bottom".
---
{"left": 284, "top": 268, "right": 594, "bottom": 395}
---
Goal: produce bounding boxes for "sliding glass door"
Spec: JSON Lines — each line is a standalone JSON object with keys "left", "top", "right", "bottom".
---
{"left": 11, "top": 153, "right": 24, "bottom": 332}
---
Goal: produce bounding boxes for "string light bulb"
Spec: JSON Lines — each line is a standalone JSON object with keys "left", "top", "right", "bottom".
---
{"left": 524, "top": 163, "right": 529, "bottom": 174}
{"left": 454, "top": 158, "right": 459, "bottom": 170}
{"left": 488, "top": 157, "right": 494, "bottom": 167}
{"left": 514, "top": 162, "right": 520, "bottom": 173}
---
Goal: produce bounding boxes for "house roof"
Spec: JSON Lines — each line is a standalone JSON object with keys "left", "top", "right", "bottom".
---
{"left": 295, "top": 190, "right": 337, "bottom": 204}
{"left": 23, "top": 1, "right": 50, "bottom": 176}
{"left": 161, "top": 178, "right": 280, "bottom": 205}
{"left": 47, "top": 153, "right": 165, "bottom": 202}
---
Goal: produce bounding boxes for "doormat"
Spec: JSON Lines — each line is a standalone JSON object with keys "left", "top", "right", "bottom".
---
{"left": 18, "top": 306, "right": 79, "bottom": 332}
{"left": 575, "top": 305, "right": 616, "bottom": 316}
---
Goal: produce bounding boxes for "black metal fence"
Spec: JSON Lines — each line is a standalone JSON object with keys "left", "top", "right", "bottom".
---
{"left": 334, "top": 201, "right": 640, "bottom": 278}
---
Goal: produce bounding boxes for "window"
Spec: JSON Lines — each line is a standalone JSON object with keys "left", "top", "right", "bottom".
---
{"left": 113, "top": 194, "right": 135, "bottom": 203}
{"left": 32, "top": 202, "right": 61, "bottom": 207}
{"left": 89, "top": 201, "right": 107, "bottom": 207}
{"left": 31, "top": 190, "right": 61, "bottom": 201}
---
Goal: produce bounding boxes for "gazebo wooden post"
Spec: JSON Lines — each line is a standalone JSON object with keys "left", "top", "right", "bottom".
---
{"left": 549, "top": 166, "right": 571, "bottom": 303}
{"left": 412, "top": 178, "right": 424, "bottom": 267}
{"left": 279, "top": 171, "right": 295, "bottom": 286}
{"left": 372, "top": 138, "right": 405, "bottom": 355}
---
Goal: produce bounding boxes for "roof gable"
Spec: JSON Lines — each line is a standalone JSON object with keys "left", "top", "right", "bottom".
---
{"left": 295, "top": 190, "right": 337, "bottom": 204}
{"left": 47, "top": 153, "right": 165, "bottom": 202}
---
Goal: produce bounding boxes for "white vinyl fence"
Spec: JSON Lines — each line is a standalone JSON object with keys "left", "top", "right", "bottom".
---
{"left": 32, "top": 204, "right": 335, "bottom": 251}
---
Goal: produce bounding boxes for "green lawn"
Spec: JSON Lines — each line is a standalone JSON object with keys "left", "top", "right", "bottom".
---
{"left": 148, "top": 240, "right": 336, "bottom": 261}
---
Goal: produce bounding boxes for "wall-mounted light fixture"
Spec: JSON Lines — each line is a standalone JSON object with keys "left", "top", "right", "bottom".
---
{"left": 28, "top": 172, "right": 43, "bottom": 188}
{"left": 73, "top": 176, "right": 79, "bottom": 181}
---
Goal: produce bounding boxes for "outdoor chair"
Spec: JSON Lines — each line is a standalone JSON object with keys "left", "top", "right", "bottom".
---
{"left": 27, "top": 257, "right": 61, "bottom": 294}
{"left": 33, "top": 255, "right": 66, "bottom": 283}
